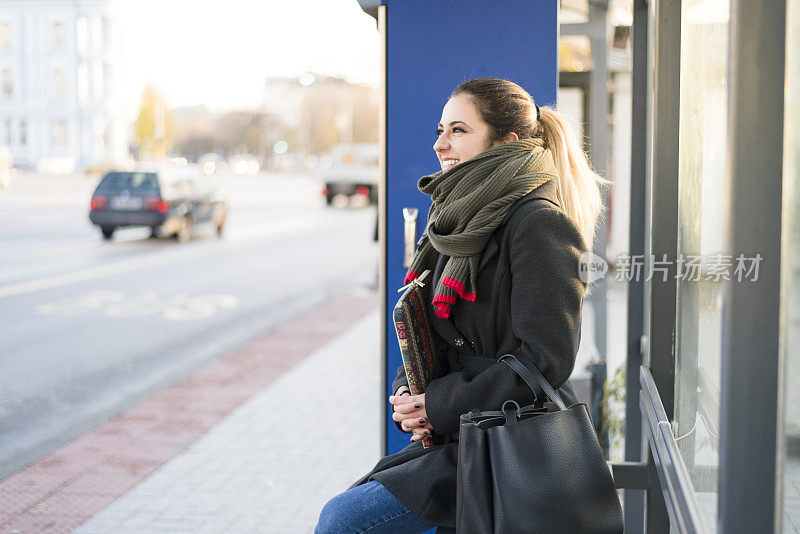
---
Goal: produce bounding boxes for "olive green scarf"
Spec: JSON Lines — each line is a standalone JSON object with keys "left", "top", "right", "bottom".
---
{"left": 404, "top": 137, "right": 558, "bottom": 319}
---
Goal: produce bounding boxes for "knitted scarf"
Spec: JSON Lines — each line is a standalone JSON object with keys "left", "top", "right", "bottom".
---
{"left": 404, "top": 137, "right": 558, "bottom": 319}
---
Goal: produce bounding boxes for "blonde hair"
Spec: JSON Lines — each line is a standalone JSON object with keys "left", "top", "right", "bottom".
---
{"left": 537, "top": 105, "right": 610, "bottom": 252}
{"left": 451, "top": 78, "right": 609, "bottom": 252}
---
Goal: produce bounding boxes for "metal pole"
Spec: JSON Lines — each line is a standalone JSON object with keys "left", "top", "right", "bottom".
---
{"left": 587, "top": 0, "right": 610, "bottom": 452}
{"left": 718, "top": 1, "right": 786, "bottom": 531}
{"left": 623, "top": 0, "right": 649, "bottom": 530}
{"left": 378, "top": 3, "right": 388, "bottom": 457}
{"left": 644, "top": 0, "right": 682, "bottom": 530}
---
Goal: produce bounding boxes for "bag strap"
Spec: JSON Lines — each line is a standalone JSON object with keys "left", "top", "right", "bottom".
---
{"left": 500, "top": 353, "right": 567, "bottom": 411}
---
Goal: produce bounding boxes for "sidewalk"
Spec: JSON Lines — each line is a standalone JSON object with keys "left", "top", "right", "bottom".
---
{"left": 0, "top": 291, "right": 380, "bottom": 533}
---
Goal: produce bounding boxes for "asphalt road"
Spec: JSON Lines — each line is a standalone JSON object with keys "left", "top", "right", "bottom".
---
{"left": 0, "top": 171, "right": 379, "bottom": 479}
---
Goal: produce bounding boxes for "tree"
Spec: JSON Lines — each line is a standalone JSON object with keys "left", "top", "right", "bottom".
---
{"left": 134, "top": 84, "right": 173, "bottom": 160}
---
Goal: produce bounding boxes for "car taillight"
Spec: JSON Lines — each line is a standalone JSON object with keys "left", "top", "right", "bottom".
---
{"left": 144, "top": 196, "right": 169, "bottom": 213}
{"left": 356, "top": 186, "right": 370, "bottom": 197}
{"left": 91, "top": 195, "right": 108, "bottom": 211}
{"left": 321, "top": 186, "right": 328, "bottom": 196}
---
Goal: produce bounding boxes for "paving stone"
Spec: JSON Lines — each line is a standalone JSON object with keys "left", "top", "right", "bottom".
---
{"left": 77, "top": 309, "right": 380, "bottom": 532}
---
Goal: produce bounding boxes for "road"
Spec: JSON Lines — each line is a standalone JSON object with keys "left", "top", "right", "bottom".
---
{"left": 0, "top": 171, "right": 379, "bottom": 479}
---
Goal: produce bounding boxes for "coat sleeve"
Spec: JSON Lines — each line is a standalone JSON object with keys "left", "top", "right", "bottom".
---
{"left": 423, "top": 206, "right": 588, "bottom": 435}
{"left": 392, "top": 364, "right": 409, "bottom": 395}
{"left": 391, "top": 365, "right": 411, "bottom": 433}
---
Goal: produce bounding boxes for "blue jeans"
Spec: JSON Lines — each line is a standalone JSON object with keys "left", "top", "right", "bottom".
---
{"left": 315, "top": 480, "right": 436, "bottom": 534}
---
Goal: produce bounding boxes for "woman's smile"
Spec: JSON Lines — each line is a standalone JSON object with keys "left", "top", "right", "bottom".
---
{"left": 441, "top": 157, "right": 460, "bottom": 170}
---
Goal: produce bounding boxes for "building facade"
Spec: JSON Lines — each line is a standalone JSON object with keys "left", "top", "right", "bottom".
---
{"left": 0, "top": 0, "right": 126, "bottom": 172}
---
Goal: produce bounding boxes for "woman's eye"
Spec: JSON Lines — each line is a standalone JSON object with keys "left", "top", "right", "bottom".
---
{"left": 453, "top": 127, "right": 465, "bottom": 133}
{"left": 435, "top": 128, "right": 443, "bottom": 136}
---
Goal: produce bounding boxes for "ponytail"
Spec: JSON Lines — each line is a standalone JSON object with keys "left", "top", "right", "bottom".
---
{"left": 538, "top": 106, "right": 610, "bottom": 255}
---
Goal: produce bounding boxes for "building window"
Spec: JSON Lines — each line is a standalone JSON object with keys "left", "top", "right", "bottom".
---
{"left": 103, "top": 63, "right": 112, "bottom": 97}
{"left": 19, "top": 119, "right": 26, "bottom": 145}
{"left": 52, "top": 21, "right": 65, "bottom": 47}
{"left": 103, "top": 122, "right": 112, "bottom": 155}
{"left": 96, "top": 121, "right": 105, "bottom": 154}
{"left": 101, "top": 17, "right": 111, "bottom": 49}
{"left": 53, "top": 68, "right": 65, "bottom": 98}
{"left": 2, "top": 69, "right": 12, "bottom": 98}
{"left": 77, "top": 17, "right": 87, "bottom": 52}
{"left": 91, "top": 17, "right": 102, "bottom": 52}
{"left": 78, "top": 62, "right": 88, "bottom": 103}
{"left": 4, "top": 118, "right": 12, "bottom": 145}
{"left": 1, "top": 21, "right": 11, "bottom": 47}
{"left": 52, "top": 120, "right": 67, "bottom": 146}
{"left": 93, "top": 61, "right": 103, "bottom": 98}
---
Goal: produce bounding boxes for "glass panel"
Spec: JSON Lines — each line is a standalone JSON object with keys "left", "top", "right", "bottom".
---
{"left": 673, "top": 1, "right": 730, "bottom": 530}
{"left": 52, "top": 120, "right": 67, "bottom": 146}
{"left": 780, "top": 0, "right": 800, "bottom": 530}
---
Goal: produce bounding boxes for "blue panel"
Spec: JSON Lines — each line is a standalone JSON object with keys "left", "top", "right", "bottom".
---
{"left": 384, "top": 0, "right": 559, "bottom": 455}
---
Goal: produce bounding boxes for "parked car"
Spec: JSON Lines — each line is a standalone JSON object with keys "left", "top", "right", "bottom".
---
{"left": 88, "top": 167, "right": 229, "bottom": 242}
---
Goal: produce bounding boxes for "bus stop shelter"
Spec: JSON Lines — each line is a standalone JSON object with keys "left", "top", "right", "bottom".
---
{"left": 359, "top": 0, "right": 798, "bottom": 532}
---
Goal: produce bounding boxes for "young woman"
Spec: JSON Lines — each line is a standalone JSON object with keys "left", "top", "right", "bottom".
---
{"left": 316, "top": 78, "right": 608, "bottom": 533}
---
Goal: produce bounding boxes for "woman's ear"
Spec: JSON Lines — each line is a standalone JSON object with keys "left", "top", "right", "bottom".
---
{"left": 492, "top": 132, "right": 519, "bottom": 147}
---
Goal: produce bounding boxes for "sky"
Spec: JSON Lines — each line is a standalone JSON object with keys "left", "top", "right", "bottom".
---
{"left": 115, "top": 0, "right": 380, "bottom": 113}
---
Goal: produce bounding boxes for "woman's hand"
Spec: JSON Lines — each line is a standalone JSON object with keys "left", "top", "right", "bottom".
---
{"left": 389, "top": 391, "right": 434, "bottom": 441}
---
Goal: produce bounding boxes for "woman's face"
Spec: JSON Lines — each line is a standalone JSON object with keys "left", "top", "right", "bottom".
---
{"left": 433, "top": 94, "right": 494, "bottom": 172}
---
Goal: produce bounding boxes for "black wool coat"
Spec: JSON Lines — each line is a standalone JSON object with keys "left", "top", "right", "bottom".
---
{"left": 350, "top": 179, "right": 589, "bottom": 530}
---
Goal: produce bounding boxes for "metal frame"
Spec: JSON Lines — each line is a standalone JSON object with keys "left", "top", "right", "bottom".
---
{"left": 612, "top": 366, "right": 707, "bottom": 533}
{"left": 623, "top": 0, "right": 649, "bottom": 531}
{"left": 640, "top": 366, "right": 705, "bottom": 533}
{"left": 377, "top": 3, "right": 388, "bottom": 458}
{"left": 718, "top": 1, "right": 786, "bottom": 531}
{"left": 586, "top": 2, "right": 609, "bottom": 394}
{"left": 642, "top": 0, "right": 682, "bottom": 530}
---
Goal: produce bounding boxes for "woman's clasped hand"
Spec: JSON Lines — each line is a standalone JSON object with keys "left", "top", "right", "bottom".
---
{"left": 389, "top": 387, "right": 434, "bottom": 442}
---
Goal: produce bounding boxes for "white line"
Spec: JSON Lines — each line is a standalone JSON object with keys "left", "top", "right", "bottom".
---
{"left": 0, "top": 218, "right": 322, "bottom": 300}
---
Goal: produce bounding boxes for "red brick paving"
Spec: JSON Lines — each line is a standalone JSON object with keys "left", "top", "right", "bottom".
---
{"left": 0, "top": 291, "right": 377, "bottom": 533}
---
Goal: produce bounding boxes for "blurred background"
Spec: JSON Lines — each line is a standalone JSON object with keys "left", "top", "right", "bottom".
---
{"left": 0, "top": 0, "right": 384, "bottom": 480}
{"left": 0, "top": 0, "right": 632, "bottom": 475}
{"left": 2, "top": 0, "right": 796, "bottom": 532}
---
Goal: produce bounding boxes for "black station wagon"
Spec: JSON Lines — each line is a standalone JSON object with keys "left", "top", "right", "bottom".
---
{"left": 89, "top": 168, "right": 228, "bottom": 242}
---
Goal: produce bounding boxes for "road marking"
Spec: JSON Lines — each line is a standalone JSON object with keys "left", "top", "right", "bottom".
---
{"left": 36, "top": 290, "right": 239, "bottom": 320}
{"left": 0, "top": 218, "right": 324, "bottom": 300}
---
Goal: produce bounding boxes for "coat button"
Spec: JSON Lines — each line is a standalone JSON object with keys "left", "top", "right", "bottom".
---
{"left": 454, "top": 337, "right": 465, "bottom": 347}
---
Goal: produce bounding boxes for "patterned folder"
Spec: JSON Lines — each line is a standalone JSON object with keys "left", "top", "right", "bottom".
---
{"left": 393, "top": 270, "right": 444, "bottom": 448}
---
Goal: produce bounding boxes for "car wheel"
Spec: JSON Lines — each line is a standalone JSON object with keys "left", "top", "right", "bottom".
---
{"left": 101, "top": 226, "right": 115, "bottom": 240}
{"left": 174, "top": 217, "right": 191, "bottom": 243}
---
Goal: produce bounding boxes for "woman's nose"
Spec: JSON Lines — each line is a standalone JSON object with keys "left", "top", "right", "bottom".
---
{"left": 433, "top": 135, "right": 448, "bottom": 152}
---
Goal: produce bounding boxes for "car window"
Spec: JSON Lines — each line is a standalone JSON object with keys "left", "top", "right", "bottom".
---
{"left": 97, "top": 172, "right": 159, "bottom": 194}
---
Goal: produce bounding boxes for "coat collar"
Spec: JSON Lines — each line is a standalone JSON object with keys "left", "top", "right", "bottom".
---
{"left": 499, "top": 178, "right": 562, "bottom": 227}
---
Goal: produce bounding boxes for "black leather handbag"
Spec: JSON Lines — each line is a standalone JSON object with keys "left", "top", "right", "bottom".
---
{"left": 455, "top": 353, "right": 623, "bottom": 533}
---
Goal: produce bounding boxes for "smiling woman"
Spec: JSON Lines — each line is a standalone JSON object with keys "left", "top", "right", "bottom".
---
{"left": 315, "top": 78, "right": 618, "bottom": 533}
